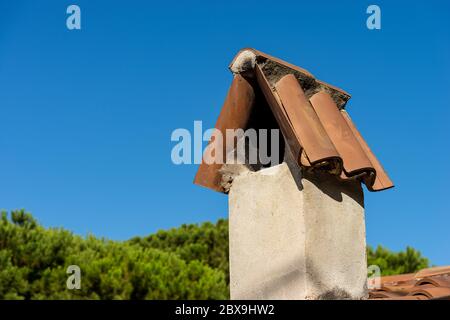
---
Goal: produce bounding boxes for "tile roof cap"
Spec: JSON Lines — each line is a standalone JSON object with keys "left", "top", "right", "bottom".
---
{"left": 194, "top": 49, "right": 394, "bottom": 193}
{"left": 230, "top": 48, "right": 351, "bottom": 108}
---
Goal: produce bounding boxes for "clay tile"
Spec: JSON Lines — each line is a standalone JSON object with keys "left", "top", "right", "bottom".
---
{"left": 416, "top": 275, "right": 450, "bottom": 287}
{"left": 194, "top": 74, "right": 256, "bottom": 192}
{"left": 369, "top": 291, "right": 402, "bottom": 299}
{"left": 274, "top": 74, "right": 340, "bottom": 165}
{"left": 370, "top": 266, "right": 450, "bottom": 300}
{"left": 415, "top": 266, "right": 450, "bottom": 279}
{"left": 388, "top": 295, "right": 429, "bottom": 300}
{"left": 382, "top": 283, "right": 416, "bottom": 294}
{"left": 309, "top": 91, "right": 374, "bottom": 176}
{"left": 408, "top": 286, "right": 450, "bottom": 299}
{"left": 230, "top": 48, "right": 352, "bottom": 109}
{"left": 230, "top": 48, "right": 315, "bottom": 78}
{"left": 255, "top": 64, "right": 303, "bottom": 161}
{"left": 340, "top": 110, "right": 394, "bottom": 191}
{"left": 371, "top": 291, "right": 428, "bottom": 300}
{"left": 380, "top": 273, "right": 415, "bottom": 285}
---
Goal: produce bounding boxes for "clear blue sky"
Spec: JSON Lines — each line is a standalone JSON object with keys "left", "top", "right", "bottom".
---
{"left": 0, "top": 1, "right": 449, "bottom": 265}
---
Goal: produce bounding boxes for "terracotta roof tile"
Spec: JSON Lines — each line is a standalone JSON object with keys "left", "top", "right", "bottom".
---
{"left": 416, "top": 275, "right": 450, "bottom": 287}
{"left": 369, "top": 266, "right": 450, "bottom": 300}
{"left": 275, "top": 74, "right": 341, "bottom": 165}
{"left": 378, "top": 295, "right": 429, "bottom": 300}
{"left": 415, "top": 266, "right": 450, "bottom": 278}
{"left": 341, "top": 111, "right": 393, "bottom": 191}
{"left": 230, "top": 48, "right": 351, "bottom": 106}
{"left": 193, "top": 74, "right": 255, "bottom": 193}
{"left": 194, "top": 48, "right": 394, "bottom": 193}
{"left": 255, "top": 64, "right": 303, "bottom": 162}
{"left": 309, "top": 90, "right": 374, "bottom": 175}
{"left": 379, "top": 273, "right": 415, "bottom": 285}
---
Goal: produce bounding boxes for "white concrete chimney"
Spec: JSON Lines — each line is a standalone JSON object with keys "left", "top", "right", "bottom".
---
{"left": 228, "top": 147, "right": 368, "bottom": 300}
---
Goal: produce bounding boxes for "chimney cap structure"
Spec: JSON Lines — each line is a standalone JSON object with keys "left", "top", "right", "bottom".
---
{"left": 194, "top": 48, "right": 393, "bottom": 193}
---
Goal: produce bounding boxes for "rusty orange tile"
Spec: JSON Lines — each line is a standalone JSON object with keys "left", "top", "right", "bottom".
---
{"left": 378, "top": 295, "right": 429, "bottom": 300}
{"left": 369, "top": 291, "right": 403, "bottom": 299}
{"left": 408, "top": 286, "right": 450, "bottom": 299}
{"left": 416, "top": 275, "right": 450, "bottom": 287}
{"left": 194, "top": 74, "right": 255, "bottom": 192}
{"left": 309, "top": 91, "right": 374, "bottom": 175}
{"left": 341, "top": 110, "right": 394, "bottom": 191}
{"left": 370, "top": 266, "right": 450, "bottom": 300}
{"left": 382, "top": 283, "right": 416, "bottom": 294}
{"left": 230, "top": 48, "right": 351, "bottom": 107}
{"left": 275, "top": 74, "right": 340, "bottom": 166}
{"left": 254, "top": 65, "right": 303, "bottom": 162}
{"left": 415, "top": 266, "right": 450, "bottom": 279}
{"left": 380, "top": 273, "right": 415, "bottom": 285}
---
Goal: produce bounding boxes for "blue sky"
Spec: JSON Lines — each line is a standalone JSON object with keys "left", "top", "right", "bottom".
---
{"left": 0, "top": 1, "right": 449, "bottom": 265}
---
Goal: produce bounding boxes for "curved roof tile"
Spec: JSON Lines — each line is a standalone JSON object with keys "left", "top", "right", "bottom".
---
{"left": 370, "top": 266, "right": 450, "bottom": 300}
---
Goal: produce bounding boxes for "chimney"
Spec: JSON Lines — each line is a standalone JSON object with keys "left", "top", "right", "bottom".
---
{"left": 194, "top": 49, "right": 393, "bottom": 300}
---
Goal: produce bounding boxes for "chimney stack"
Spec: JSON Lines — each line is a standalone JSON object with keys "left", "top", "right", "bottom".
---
{"left": 195, "top": 49, "right": 393, "bottom": 299}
